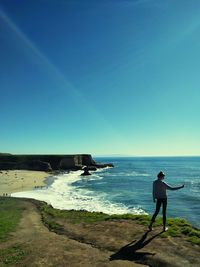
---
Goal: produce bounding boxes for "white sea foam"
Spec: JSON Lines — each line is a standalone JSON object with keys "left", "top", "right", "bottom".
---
{"left": 11, "top": 170, "right": 147, "bottom": 215}
{"left": 104, "top": 171, "right": 150, "bottom": 177}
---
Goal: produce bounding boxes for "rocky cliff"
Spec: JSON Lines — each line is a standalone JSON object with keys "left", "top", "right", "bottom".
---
{"left": 0, "top": 154, "right": 113, "bottom": 171}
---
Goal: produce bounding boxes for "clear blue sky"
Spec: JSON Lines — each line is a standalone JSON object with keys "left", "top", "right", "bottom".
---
{"left": 0, "top": 0, "right": 200, "bottom": 156}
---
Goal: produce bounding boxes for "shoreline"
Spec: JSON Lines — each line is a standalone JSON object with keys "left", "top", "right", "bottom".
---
{"left": 43, "top": 174, "right": 58, "bottom": 187}
{"left": 0, "top": 170, "right": 52, "bottom": 196}
{"left": 1, "top": 169, "right": 199, "bottom": 230}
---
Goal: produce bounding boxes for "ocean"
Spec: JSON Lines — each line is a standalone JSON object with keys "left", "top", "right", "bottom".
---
{"left": 12, "top": 157, "right": 200, "bottom": 228}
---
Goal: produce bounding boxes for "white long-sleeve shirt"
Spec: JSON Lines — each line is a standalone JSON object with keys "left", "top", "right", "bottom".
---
{"left": 153, "top": 179, "right": 183, "bottom": 200}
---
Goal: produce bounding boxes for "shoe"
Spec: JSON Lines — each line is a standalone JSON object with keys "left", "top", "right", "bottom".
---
{"left": 163, "top": 227, "right": 168, "bottom": 232}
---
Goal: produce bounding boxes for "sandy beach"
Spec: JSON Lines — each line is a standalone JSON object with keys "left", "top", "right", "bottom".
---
{"left": 0, "top": 170, "right": 50, "bottom": 196}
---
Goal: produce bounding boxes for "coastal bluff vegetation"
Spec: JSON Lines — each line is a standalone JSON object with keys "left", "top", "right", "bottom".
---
{"left": 0, "top": 197, "right": 199, "bottom": 266}
{"left": 0, "top": 153, "right": 113, "bottom": 172}
{"left": 0, "top": 154, "right": 199, "bottom": 266}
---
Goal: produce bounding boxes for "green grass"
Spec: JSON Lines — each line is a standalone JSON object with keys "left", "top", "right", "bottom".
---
{"left": 40, "top": 203, "right": 200, "bottom": 246}
{"left": 0, "top": 198, "right": 23, "bottom": 242}
{"left": 187, "top": 236, "right": 200, "bottom": 245}
{"left": 40, "top": 203, "right": 153, "bottom": 224}
{"left": 40, "top": 204, "right": 110, "bottom": 223}
{"left": 0, "top": 245, "right": 25, "bottom": 266}
{"left": 45, "top": 220, "right": 63, "bottom": 231}
{"left": 1, "top": 198, "right": 199, "bottom": 250}
{"left": 160, "top": 218, "right": 194, "bottom": 238}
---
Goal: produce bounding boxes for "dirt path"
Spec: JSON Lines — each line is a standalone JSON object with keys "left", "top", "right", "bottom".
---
{"left": 1, "top": 199, "right": 200, "bottom": 267}
{"left": 2, "top": 200, "right": 144, "bottom": 267}
{"left": 53, "top": 217, "right": 200, "bottom": 267}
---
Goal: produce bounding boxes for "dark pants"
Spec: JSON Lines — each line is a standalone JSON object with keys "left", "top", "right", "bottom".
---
{"left": 151, "top": 198, "right": 167, "bottom": 226}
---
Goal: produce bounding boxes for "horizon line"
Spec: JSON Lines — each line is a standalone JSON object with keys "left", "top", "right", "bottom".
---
{"left": 1, "top": 152, "right": 200, "bottom": 157}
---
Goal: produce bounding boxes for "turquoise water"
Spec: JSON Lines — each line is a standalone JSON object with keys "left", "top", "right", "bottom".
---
{"left": 76, "top": 157, "right": 200, "bottom": 228}
{"left": 12, "top": 156, "right": 200, "bottom": 228}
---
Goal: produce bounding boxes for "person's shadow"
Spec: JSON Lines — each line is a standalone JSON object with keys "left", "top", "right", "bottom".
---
{"left": 110, "top": 230, "right": 163, "bottom": 264}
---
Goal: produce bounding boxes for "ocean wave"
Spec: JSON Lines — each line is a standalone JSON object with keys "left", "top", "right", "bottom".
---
{"left": 104, "top": 171, "right": 150, "bottom": 177}
{"left": 182, "top": 179, "right": 200, "bottom": 193}
{"left": 11, "top": 170, "right": 147, "bottom": 215}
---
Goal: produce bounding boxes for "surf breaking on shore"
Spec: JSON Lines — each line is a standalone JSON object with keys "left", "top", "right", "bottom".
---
{"left": 11, "top": 169, "right": 147, "bottom": 215}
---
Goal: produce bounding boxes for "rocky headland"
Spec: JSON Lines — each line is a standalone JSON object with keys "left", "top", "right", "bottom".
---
{"left": 0, "top": 153, "right": 113, "bottom": 172}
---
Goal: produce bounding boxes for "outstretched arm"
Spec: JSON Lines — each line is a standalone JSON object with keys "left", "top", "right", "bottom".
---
{"left": 164, "top": 182, "right": 184, "bottom": 191}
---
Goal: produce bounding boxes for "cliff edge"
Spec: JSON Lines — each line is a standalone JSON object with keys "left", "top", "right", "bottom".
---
{"left": 0, "top": 154, "right": 113, "bottom": 171}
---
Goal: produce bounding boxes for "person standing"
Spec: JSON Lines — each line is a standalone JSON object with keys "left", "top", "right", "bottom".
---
{"left": 148, "top": 171, "right": 184, "bottom": 232}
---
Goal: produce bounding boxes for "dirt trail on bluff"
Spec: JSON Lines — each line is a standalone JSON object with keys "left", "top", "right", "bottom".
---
{"left": 1, "top": 200, "right": 144, "bottom": 267}
{"left": 1, "top": 200, "right": 200, "bottom": 267}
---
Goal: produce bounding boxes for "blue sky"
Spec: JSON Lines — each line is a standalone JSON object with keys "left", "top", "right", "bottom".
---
{"left": 0, "top": 0, "right": 200, "bottom": 156}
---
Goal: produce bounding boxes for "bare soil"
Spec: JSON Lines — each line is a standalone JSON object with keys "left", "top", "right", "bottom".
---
{"left": 0, "top": 199, "right": 199, "bottom": 267}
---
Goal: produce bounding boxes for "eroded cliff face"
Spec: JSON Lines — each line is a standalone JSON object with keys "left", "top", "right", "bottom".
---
{"left": 0, "top": 154, "right": 113, "bottom": 171}
{"left": 59, "top": 154, "right": 95, "bottom": 169}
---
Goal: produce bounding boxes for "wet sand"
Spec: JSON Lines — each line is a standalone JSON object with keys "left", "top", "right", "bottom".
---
{"left": 0, "top": 170, "right": 50, "bottom": 196}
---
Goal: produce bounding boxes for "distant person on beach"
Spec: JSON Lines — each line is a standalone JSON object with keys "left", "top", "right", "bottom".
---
{"left": 148, "top": 171, "right": 184, "bottom": 232}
